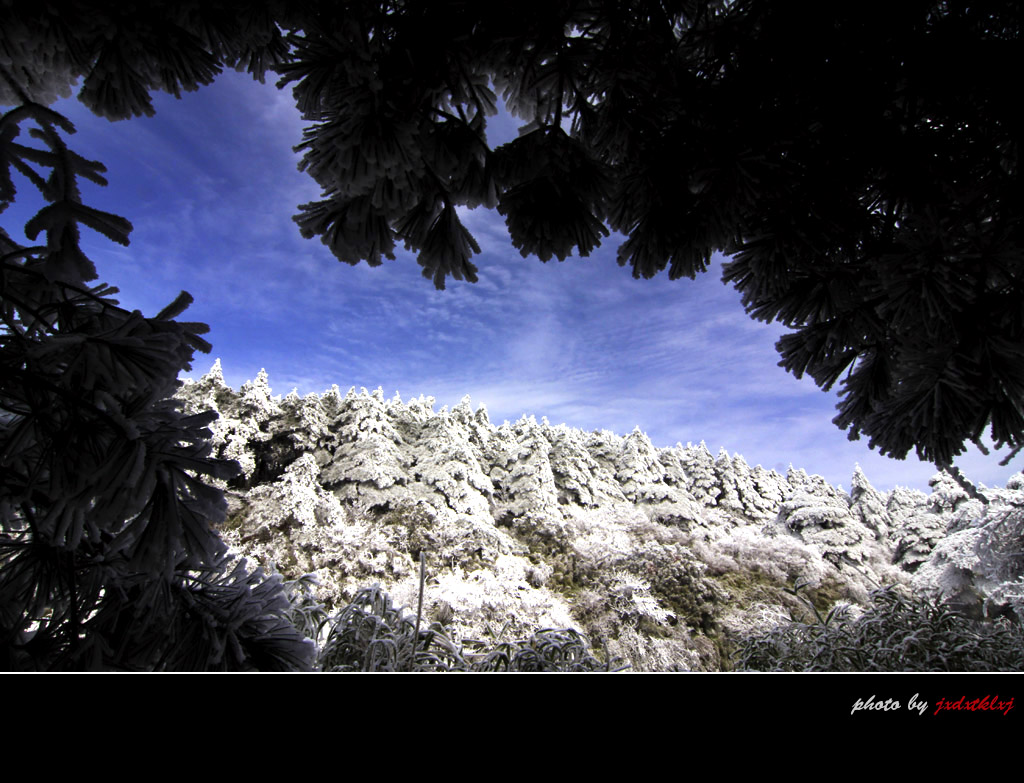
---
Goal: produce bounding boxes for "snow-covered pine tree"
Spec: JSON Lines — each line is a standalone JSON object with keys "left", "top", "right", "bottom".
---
{"left": 0, "top": 72, "right": 312, "bottom": 669}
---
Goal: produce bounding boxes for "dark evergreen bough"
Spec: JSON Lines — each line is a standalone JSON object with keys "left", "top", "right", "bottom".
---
{"left": 0, "top": 70, "right": 313, "bottom": 670}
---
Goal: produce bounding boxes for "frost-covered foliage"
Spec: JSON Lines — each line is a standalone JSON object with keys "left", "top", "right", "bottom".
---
{"left": 178, "top": 364, "right": 1024, "bottom": 671}
{"left": 911, "top": 481, "right": 1024, "bottom": 623}
{"left": 317, "top": 585, "right": 469, "bottom": 672}
{"left": 736, "top": 585, "right": 1024, "bottom": 672}
{"left": 311, "top": 584, "right": 619, "bottom": 672}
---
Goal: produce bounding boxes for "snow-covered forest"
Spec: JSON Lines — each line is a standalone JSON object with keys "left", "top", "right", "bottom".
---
{"left": 178, "top": 361, "right": 1024, "bottom": 671}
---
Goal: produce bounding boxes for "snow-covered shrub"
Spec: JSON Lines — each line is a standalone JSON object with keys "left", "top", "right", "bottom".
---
{"left": 608, "top": 570, "right": 676, "bottom": 626}
{"left": 702, "top": 526, "right": 826, "bottom": 587}
{"left": 913, "top": 493, "right": 1024, "bottom": 621}
{"left": 976, "top": 505, "right": 1024, "bottom": 618}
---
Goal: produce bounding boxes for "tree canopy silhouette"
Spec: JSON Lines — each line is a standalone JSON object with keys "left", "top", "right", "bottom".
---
{"left": 3, "top": 2, "right": 1023, "bottom": 480}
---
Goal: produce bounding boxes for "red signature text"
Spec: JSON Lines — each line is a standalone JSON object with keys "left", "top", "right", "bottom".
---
{"left": 934, "top": 695, "right": 1014, "bottom": 716}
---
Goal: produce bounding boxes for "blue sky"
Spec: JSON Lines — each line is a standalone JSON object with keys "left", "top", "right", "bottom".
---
{"left": 9, "top": 70, "right": 1023, "bottom": 492}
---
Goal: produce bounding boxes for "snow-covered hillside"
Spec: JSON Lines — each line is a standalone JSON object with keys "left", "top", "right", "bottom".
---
{"left": 177, "top": 361, "right": 1024, "bottom": 671}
